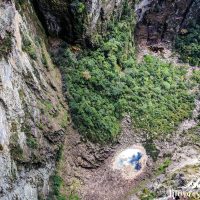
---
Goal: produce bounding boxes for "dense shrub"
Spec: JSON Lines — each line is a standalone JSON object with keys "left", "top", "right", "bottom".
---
{"left": 56, "top": 20, "right": 135, "bottom": 143}
{"left": 129, "top": 56, "right": 194, "bottom": 135}
{"left": 50, "top": 174, "right": 66, "bottom": 200}
{"left": 175, "top": 23, "right": 200, "bottom": 66}
{"left": 22, "top": 33, "right": 37, "bottom": 60}
{"left": 55, "top": 17, "right": 196, "bottom": 143}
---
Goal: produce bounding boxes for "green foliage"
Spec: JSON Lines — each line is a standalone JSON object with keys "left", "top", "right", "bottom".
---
{"left": 43, "top": 100, "right": 54, "bottom": 113}
{"left": 55, "top": 12, "right": 196, "bottom": 143}
{"left": 10, "top": 133, "right": 24, "bottom": 162}
{"left": 129, "top": 56, "right": 194, "bottom": 135}
{"left": 41, "top": 50, "right": 48, "bottom": 68}
{"left": 56, "top": 19, "right": 134, "bottom": 143}
{"left": 21, "top": 123, "right": 38, "bottom": 149}
{"left": 143, "top": 137, "right": 160, "bottom": 161}
{"left": 156, "top": 158, "right": 172, "bottom": 174}
{"left": 0, "top": 33, "right": 12, "bottom": 58}
{"left": 140, "top": 188, "right": 156, "bottom": 200}
{"left": 69, "top": 194, "right": 80, "bottom": 200}
{"left": 10, "top": 121, "right": 18, "bottom": 132}
{"left": 51, "top": 175, "right": 62, "bottom": 197}
{"left": 60, "top": 113, "right": 68, "bottom": 129}
{"left": 71, "top": 1, "right": 85, "bottom": 14}
{"left": 26, "top": 136, "right": 38, "bottom": 149}
{"left": 191, "top": 69, "right": 200, "bottom": 85}
{"left": 17, "top": 0, "right": 26, "bottom": 6}
{"left": 56, "top": 145, "right": 64, "bottom": 162}
{"left": 22, "top": 33, "right": 37, "bottom": 60}
{"left": 175, "top": 23, "right": 200, "bottom": 66}
{"left": 50, "top": 174, "right": 66, "bottom": 200}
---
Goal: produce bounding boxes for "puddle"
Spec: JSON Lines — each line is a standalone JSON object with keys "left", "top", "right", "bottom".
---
{"left": 112, "top": 145, "right": 147, "bottom": 179}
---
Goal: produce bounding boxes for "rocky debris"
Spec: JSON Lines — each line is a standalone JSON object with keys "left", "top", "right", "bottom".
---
{"left": 173, "top": 173, "right": 186, "bottom": 188}
{"left": 44, "top": 129, "right": 65, "bottom": 144}
{"left": 134, "top": 123, "right": 200, "bottom": 199}
{"left": 59, "top": 116, "right": 152, "bottom": 200}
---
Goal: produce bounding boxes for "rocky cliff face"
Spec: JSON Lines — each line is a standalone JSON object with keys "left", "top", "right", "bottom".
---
{"left": 135, "top": 0, "right": 200, "bottom": 45}
{"left": 0, "top": 1, "right": 68, "bottom": 199}
{"left": 32, "top": 0, "right": 126, "bottom": 44}
{"left": 32, "top": 0, "right": 200, "bottom": 46}
{"left": 0, "top": 0, "right": 130, "bottom": 198}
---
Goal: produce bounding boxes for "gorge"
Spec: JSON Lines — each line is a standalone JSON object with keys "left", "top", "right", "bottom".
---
{"left": 0, "top": 0, "right": 200, "bottom": 200}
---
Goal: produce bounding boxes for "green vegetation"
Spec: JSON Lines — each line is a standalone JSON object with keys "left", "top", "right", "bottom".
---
{"left": 140, "top": 188, "right": 156, "bottom": 200}
{"left": 26, "top": 136, "right": 38, "bottom": 149}
{"left": 55, "top": 11, "right": 196, "bottom": 143}
{"left": 156, "top": 158, "right": 172, "bottom": 174}
{"left": 56, "top": 145, "right": 63, "bottom": 162}
{"left": 60, "top": 112, "right": 68, "bottom": 129}
{"left": 43, "top": 100, "right": 54, "bottom": 113}
{"left": 143, "top": 137, "right": 160, "bottom": 161}
{"left": 182, "top": 123, "right": 200, "bottom": 145}
{"left": 22, "top": 33, "right": 37, "bottom": 60}
{"left": 0, "top": 33, "right": 12, "bottom": 58}
{"left": 49, "top": 172, "right": 80, "bottom": 200}
{"left": 10, "top": 133, "right": 24, "bottom": 162}
{"left": 56, "top": 18, "right": 135, "bottom": 142}
{"left": 175, "top": 22, "right": 200, "bottom": 66}
{"left": 71, "top": 0, "right": 85, "bottom": 14}
{"left": 16, "top": 0, "right": 26, "bottom": 6}
{"left": 191, "top": 69, "right": 200, "bottom": 86}
{"left": 21, "top": 122, "right": 38, "bottom": 149}
{"left": 69, "top": 194, "right": 80, "bottom": 200}
{"left": 50, "top": 174, "right": 66, "bottom": 200}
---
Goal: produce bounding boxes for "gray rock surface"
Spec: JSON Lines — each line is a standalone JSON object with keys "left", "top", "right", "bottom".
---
{"left": 59, "top": 116, "right": 152, "bottom": 200}
{"left": 33, "top": 0, "right": 127, "bottom": 43}
{"left": 135, "top": 0, "right": 200, "bottom": 45}
{"left": 0, "top": 1, "right": 68, "bottom": 199}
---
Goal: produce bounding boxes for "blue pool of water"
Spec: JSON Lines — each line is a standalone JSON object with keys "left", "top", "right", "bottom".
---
{"left": 117, "top": 151, "right": 143, "bottom": 171}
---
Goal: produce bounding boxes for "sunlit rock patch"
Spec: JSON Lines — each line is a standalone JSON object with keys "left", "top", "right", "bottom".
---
{"left": 112, "top": 145, "right": 147, "bottom": 179}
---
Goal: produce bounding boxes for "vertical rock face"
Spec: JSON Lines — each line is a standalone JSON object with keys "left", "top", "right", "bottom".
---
{"left": 135, "top": 0, "right": 199, "bottom": 45}
{"left": 32, "top": 0, "right": 125, "bottom": 43}
{"left": 32, "top": 0, "right": 199, "bottom": 45}
{"left": 0, "top": 1, "right": 68, "bottom": 199}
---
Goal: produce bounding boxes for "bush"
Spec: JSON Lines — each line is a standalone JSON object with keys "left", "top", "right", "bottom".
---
{"left": 140, "top": 188, "right": 156, "bottom": 200}
{"left": 55, "top": 12, "right": 196, "bottom": 143}
{"left": 156, "top": 158, "right": 172, "bottom": 174}
{"left": 69, "top": 194, "right": 80, "bottom": 200}
{"left": 175, "top": 22, "right": 200, "bottom": 66}
{"left": 26, "top": 136, "right": 38, "bottom": 149}
{"left": 50, "top": 174, "right": 66, "bottom": 200}
{"left": 22, "top": 33, "right": 37, "bottom": 60}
